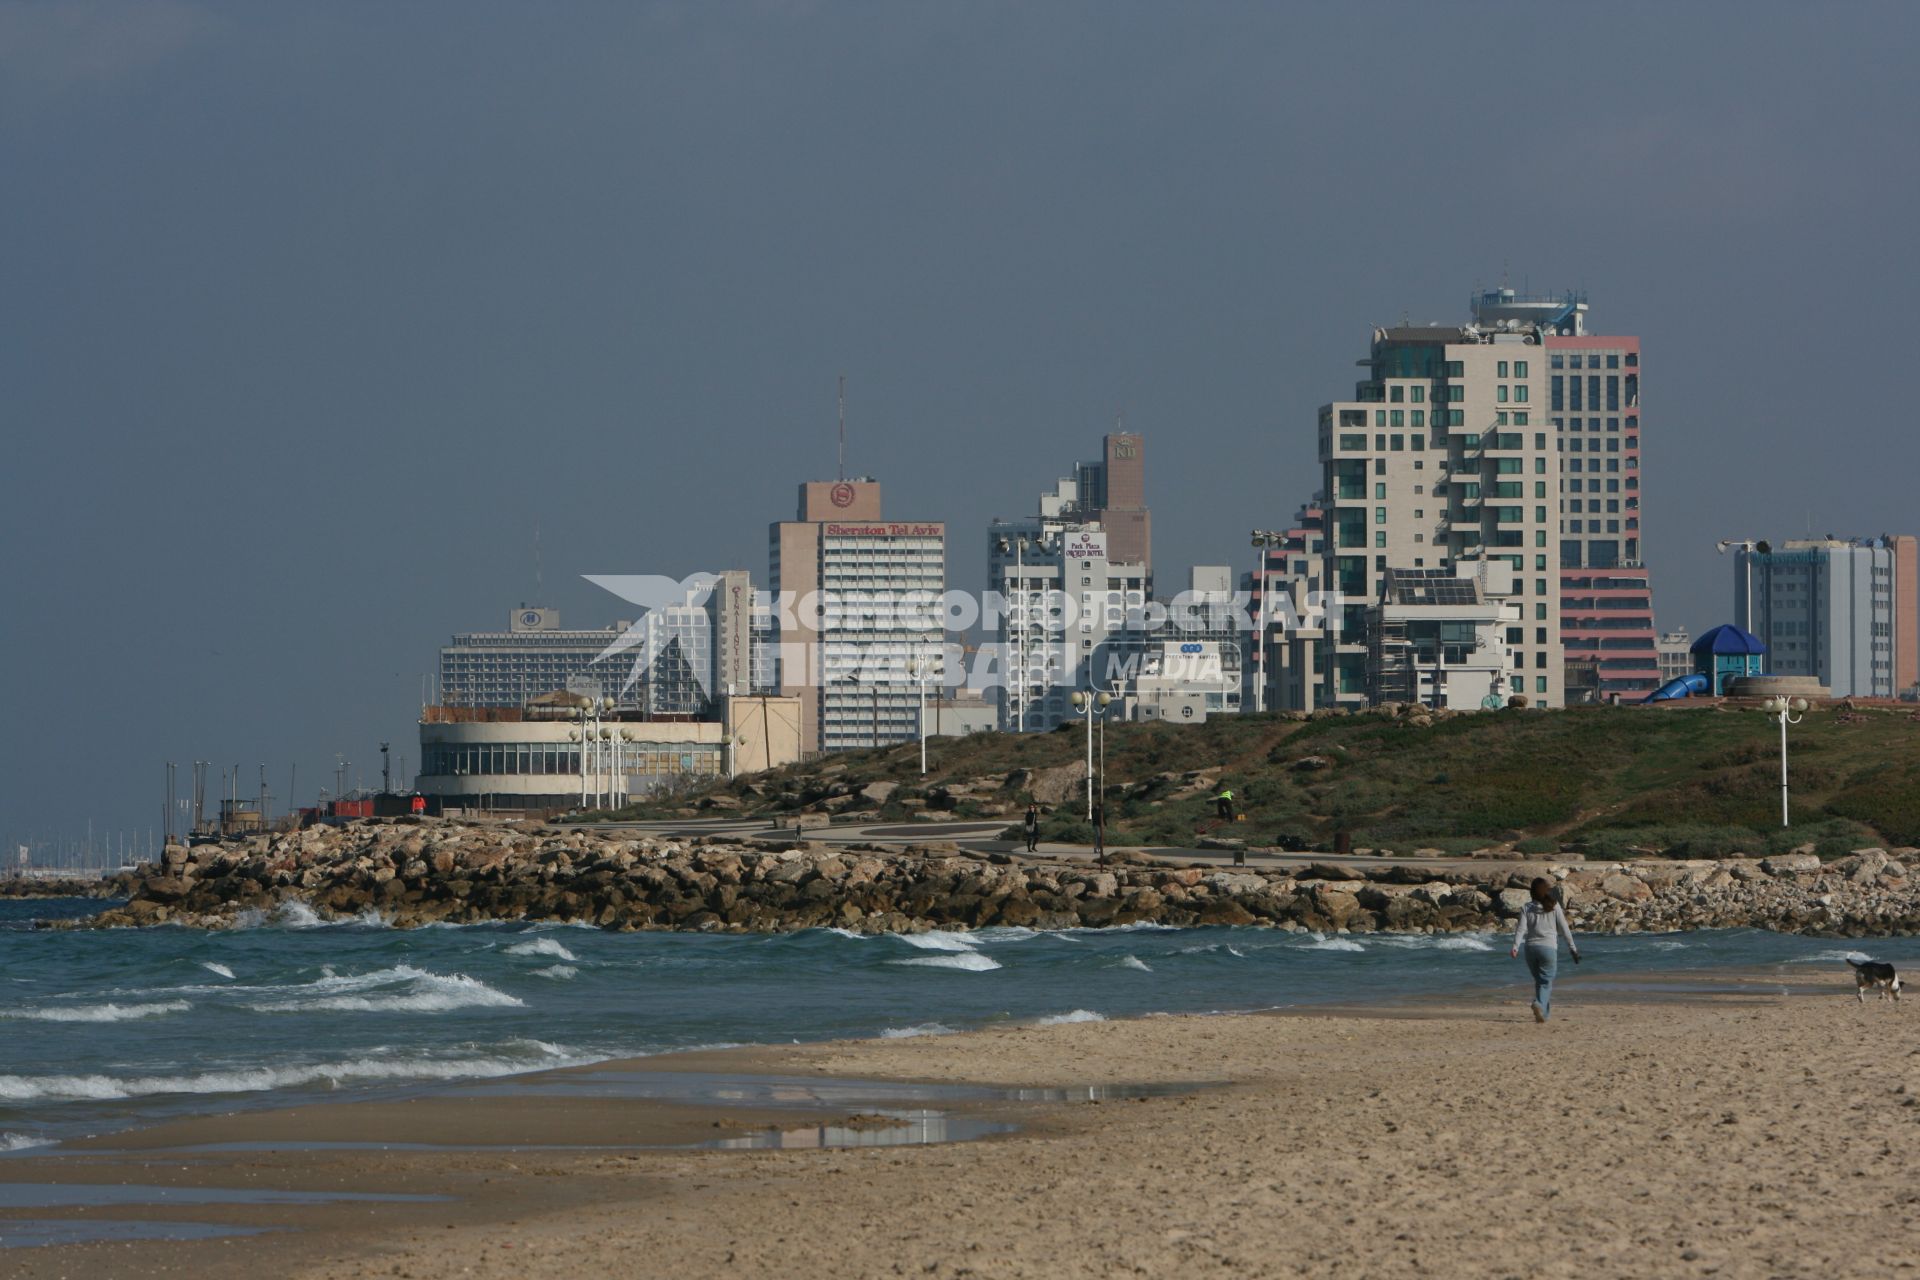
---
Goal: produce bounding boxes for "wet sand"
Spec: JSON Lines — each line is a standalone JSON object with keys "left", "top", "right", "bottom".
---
{"left": 5, "top": 967, "right": 1917, "bottom": 1278}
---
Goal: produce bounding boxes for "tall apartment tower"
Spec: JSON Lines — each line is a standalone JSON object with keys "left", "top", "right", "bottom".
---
{"left": 1483, "top": 292, "right": 1660, "bottom": 700}
{"left": 1314, "top": 317, "right": 1564, "bottom": 708}
{"left": 770, "top": 480, "right": 946, "bottom": 753}
{"left": 1075, "top": 433, "right": 1151, "bottom": 571}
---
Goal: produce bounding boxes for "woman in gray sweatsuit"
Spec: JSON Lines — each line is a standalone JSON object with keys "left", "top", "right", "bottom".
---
{"left": 1510, "top": 877, "right": 1580, "bottom": 1022}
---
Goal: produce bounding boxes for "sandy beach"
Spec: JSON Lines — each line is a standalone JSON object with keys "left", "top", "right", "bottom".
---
{"left": 5, "top": 967, "right": 1917, "bottom": 1279}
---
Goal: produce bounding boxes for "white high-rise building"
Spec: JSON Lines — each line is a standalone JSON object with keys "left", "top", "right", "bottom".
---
{"left": 1309, "top": 312, "right": 1565, "bottom": 708}
{"left": 989, "top": 499, "right": 1149, "bottom": 731}
{"left": 771, "top": 481, "right": 947, "bottom": 753}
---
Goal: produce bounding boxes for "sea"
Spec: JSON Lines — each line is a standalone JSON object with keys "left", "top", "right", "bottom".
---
{"left": 4, "top": 897, "right": 1915, "bottom": 1156}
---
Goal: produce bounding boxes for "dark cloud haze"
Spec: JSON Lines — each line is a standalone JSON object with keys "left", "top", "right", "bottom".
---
{"left": 4, "top": 2, "right": 1916, "bottom": 856}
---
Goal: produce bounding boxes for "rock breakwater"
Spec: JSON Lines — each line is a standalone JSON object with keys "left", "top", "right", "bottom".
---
{"left": 80, "top": 820, "right": 1920, "bottom": 937}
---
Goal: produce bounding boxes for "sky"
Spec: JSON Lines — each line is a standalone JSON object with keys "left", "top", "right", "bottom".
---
{"left": 4, "top": 1, "right": 1918, "bottom": 861}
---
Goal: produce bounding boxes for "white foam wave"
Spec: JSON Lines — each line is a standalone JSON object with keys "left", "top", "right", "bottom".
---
{"left": 1, "top": 1132, "right": 54, "bottom": 1152}
{"left": 896, "top": 930, "right": 978, "bottom": 952}
{"left": 1112, "top": 955, "right": 1153, "bottom": 972}
{"left": 2, "top": 1000, "right": 190, "bottom": 1024}
{"left": 890, "top": 952, "right": 1001, "bottom": 973}
{"left": 1375, "top": 935, "right": 1493, "bottom": 952}
{"left": 200, "top": 962, "right": 235, "bottom": 979}
{"left": 880, "top": 1023, "right": 956, "bottom": 1038}
{"left": 243, "top": 965, "right": 523, "bottom": 1014}
{"left": 970, "top": 927, "right": 1038, "bottom": 944}
{"left": 0, "top": 1044, "right": 594, "bottom": 1103}
{"left": 1790, "top": 949, "right": 1874, "bottom": 965}
{"left": 531, "top": 965, "right": 577, "bottom": 980}
{"left": 275, "top": 902, "right": 326, "bottom": 929}
{"left": 1302, "top": 934, "right": 1365, "bottom": 952}
{"left": 1033, "top": 1010, "right": 1106, "bottom": 1026}
{"left": 504, "top": 938, "right": 577, "bottom": 962}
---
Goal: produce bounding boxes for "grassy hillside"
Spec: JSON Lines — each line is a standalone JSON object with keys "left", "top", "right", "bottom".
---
{"left": 600, "top": 704, "right": 1920, "bottom": 858}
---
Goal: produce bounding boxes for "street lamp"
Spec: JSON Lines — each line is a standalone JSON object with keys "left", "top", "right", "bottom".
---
{"left": 1716, "top": 538, "right": 1772, "bottom": 637}
{"left": 1250, "top": 530, "right": 1286, "bottom": 713}
{"left": 1759, "top": 695, "right": 1809, "bottom": 828}
{"left": 1068, "top": 689, "right": 1112, "bottom": 820}
{"left": 912, "top": 649, "right": 938, "bottom": 776}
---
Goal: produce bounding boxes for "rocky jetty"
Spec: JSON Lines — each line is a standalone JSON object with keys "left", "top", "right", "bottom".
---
{"left": 2, "top": 875, "right": 113, "bottom": 899}
{"left": 75, "top": 819, "right": 1920, "bottom": 938}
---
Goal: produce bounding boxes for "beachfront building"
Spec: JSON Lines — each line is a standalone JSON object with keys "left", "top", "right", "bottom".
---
{"left": 1310, "top": 306, "right": 1565, "bottom": 709}
{"left": 414, "top": 691, "right": 803, "bottom": 813}
{"left": 437, "top": 608, "right": 635, "bottom": 709}
{"left": 770, "top": 480, "right": 946, "bottom": 754}
{"left": 1732, "top": 536, "right": 1919, "bottom": 698}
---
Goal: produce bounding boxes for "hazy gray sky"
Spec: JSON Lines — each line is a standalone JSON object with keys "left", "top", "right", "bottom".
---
{"left": 5, "top": 1, "right": 1917, "bottom": 857}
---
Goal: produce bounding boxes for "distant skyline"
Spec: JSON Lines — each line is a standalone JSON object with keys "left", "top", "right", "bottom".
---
{"left": 5, "top": 2, "right": 1919, "bottom": 856}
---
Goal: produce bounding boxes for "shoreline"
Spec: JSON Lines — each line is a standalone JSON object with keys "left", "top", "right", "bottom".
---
{"left": 7, "top": 960, "right": 1913, "bottom": 1277}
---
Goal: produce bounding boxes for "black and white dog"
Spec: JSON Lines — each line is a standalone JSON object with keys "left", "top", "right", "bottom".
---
{"left": 1847, "top": 958, "right": 1903, "bottom": 1004}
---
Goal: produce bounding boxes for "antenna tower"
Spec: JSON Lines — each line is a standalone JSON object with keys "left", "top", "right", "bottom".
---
{"left": 837, "top": 374, "right": 846, "bottom": 481}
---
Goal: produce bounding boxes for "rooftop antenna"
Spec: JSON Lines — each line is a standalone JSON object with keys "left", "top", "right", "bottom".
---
{"left": 533, "top": 519, "right": 543, "bottom": 600}
{"left": 837, "top": 374, "right": 847, "bottom": 481}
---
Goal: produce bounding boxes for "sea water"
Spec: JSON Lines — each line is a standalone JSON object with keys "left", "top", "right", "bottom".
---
{"left": 2, "top": 898, "right": 1911, "bottom": 1153}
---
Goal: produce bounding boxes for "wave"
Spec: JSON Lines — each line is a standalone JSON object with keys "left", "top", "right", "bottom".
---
{"left": 1790, "top": 949, "right": 1874, "bottom": 965}
{"left": 1301, "top": 934, "right": 1365, "bottom": 952}
{"left": 2, "top": 1000, "right": 190, "bottom": 1024}
{"left": 889, "top": 952, "right": 1001, "bottom": 973}
{"left": 822, "top": 927, "right": 872, "bottom": 940}
{"left": 1374, "top": 935, "right": 1494, "bottom": 952}
{"left": 243, "top": 965, "right": 523, "bottom": 1014}
{"left": 0, "top": 1043, "right": 594, "bottom": 1104}
{"left": 1176, "top": 943, "right": 1247, "bottom": 958}
{"left": 895, "top": 930, "right": 979, "bottom": 952}
{"left": 880, "top": 1023, "right": 956, "bottom": 1038}
{"left": 231, "top": 902, "right": 391, "bottom": 930}
{"left": 531, "top": 965, "right": 577, "bottom": 980}
{"left": 1112, "top": 955, "right": 1153, "bottom": 972}
{"left": 969, "top": 927, "right": 1038, "bottom": 944}
{"left": 1033, "top": 1010, "right": 1105, "bottom": 1026}
{"left": 504, "top": 938, "right": 577, "bottom": 962}
{"left": 200, "top": 962, "right": 235, "bottom": 979}
{"left": 1, "top": 1132, "right": 54, "bottom": 1152}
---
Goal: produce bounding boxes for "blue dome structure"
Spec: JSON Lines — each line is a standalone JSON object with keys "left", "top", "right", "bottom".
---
{"left": 1690, "top": 624, "right": 1766, "bottom": 657}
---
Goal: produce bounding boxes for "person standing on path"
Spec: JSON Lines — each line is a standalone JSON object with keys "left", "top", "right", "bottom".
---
{"left": 1023, "top": 804, "right": 1040, "bottom": 854}
{"left": 1511, "top": 877, "right": 1580, "bottom": 1022}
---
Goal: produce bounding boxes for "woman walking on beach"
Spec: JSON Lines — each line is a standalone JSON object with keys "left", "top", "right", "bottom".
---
{"left": 1511, "top": 877, "right": 1580, "bottom": 1022}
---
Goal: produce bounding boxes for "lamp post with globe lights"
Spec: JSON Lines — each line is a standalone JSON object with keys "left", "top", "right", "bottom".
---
{"left": 1759, "top": 695, "right": 1809, "bottom": 828}
{"left": 1068, "top": 689, "right": 1112, "bottom": 822}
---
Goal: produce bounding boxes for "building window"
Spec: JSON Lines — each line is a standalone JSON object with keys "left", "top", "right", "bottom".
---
{"left": 1514, "top": 385, "right": 1528, "bottom": 403}
{"left": 1411, "top": 386, "right": 1425, "bottom": 403}
{"left": 1411, "top": 410, "right": 1424, "bottom": 428}
{"left": 1390, "top": 385, "right": 1405, "bottom": 403}
{"left": 1497, "top": 385, "right": 1509, "bottom": 403}
{"left": 1514, "top": 360, "right": 1528, "bottom": 378}
{"left": 1550, "top": 355, "right": 1564, "bottom": 369}
{"left": 1537, "top": 676, "right": 1548, "bottom": 693}
{"left": 1375, "top": 411, "right": 1386, "bottom": 426}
